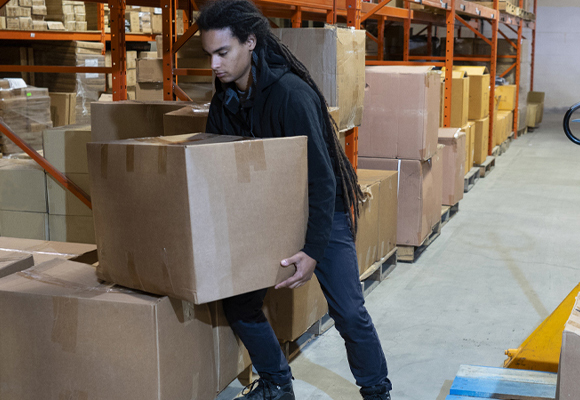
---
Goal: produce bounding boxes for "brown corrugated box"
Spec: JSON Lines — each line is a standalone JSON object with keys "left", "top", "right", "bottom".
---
{"left": 163, "top": 106, "right": 209, "bottom": 136}
{"left": 0, "top": 159, "right": 47, "bottom": 213}
{"left": 355, "top": 177, "right": 379, "bottom": 275}
{"left": 472, "top": 117, "right": 490, "bottom": 165}
{"left": 496, "top": 85, "right": 517, "bottom": 111}
{"left": 87, "top": 133, "right": 308, "bottom": 304}
{"left": 43, "top": 124, "right": 91, "bottom": 174}
{"left": 0, "top": 250, "right": 34, "bottom": 279}
{"left": 273, "top": 26, "right": 365, "bottom": 131}
{"left": 359, "top": 66, "right": 440, "bottom": 161}
{"left": 461, "top": 122, "right": 475, "bottom": 174}
{"left": 0, "top": 236, "right": 97, "bottom": 264}
{"left": 454, "top": 66, "right": 490, "bottom": 120}
{"left": 450, "top": 70, "right": 470, "bottom": 128}
{"left": 438, "top": 128, "right": 465, "bottom": 206}
{"left": 137, "top": 58, "right": 163, "bottom": 83}
{"left": 0, "top": 259, "right": 217, "bottom": 400}
{"left": 359, "top": 149, "right": 442, "bottom": 247}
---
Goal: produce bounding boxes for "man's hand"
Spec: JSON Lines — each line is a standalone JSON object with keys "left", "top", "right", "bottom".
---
{"left": 275, "top": 251, "right": 317, "bottom": 290}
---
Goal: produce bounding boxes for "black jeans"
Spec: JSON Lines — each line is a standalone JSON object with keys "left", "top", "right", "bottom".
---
{"left": 222, "top": 212, "right": 392, "bottom": 391}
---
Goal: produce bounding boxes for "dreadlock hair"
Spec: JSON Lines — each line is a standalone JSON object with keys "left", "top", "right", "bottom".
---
{"left": 197, "top": 0, "right": 364, "bottom": 238}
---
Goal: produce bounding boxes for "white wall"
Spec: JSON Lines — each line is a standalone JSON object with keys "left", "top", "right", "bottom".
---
{"left": 535, "top": 0, "right": 580, "bottom": 111}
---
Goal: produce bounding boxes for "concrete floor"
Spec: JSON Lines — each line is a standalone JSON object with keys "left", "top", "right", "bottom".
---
{"left": 219, "top": 112, "right": 580, "bottom": 400}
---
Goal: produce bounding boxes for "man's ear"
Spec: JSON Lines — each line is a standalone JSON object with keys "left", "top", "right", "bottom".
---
{"left": 246, "top": 34, "right": 257, "bottom": 52}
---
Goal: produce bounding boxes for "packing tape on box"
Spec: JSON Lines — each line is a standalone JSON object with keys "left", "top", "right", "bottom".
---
{"left": 51, "top": 296, "right": 79, "bottom": 353}
{"left": 234, "top": 140, "right": 266, "bottom": 183}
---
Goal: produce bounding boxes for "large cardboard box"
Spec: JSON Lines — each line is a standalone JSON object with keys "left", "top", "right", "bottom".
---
{"left": 359, "top": 151, "right": 442, "bottom": 247}
{"left": 48, "top": 92, "right": 76, "bottom": 127}
{"left": 453, "top": 66, "right": 490, "bottom": 120}
{"left": 498, "top": 110, "right": 514, "bottom": 140}
{"left": 496, "top": 85, "right": 517, "bottom": 111}
{"left": 494, "top": 111, "right": 508, "bottom": 146}
{"left": 43, "top": 124, "right": 91, "bottom": 174}
{"left": 0, "top": 159, "right": 47, "bottom": 213}
{"left": 136, "top": 82, "right": 164, "bottom": 101}
{"left": 209, "top": 302, "right": 251, "bottom": 393}
{"left": 273, "top": 26, "right": 365, "bottom": 131}
{"left": 527, "top": 102, "right": 541, "bottom": 128}
{"left": 163, "top": 106, "right": 209, "bottom": 136}
{"left": 0, "top": 250, "right": 34, "bottom": 279}
{"left": 0, "top": 210, "right": 49, "bottom": 240}
{"left": 473, "top": 117, "right": 490, "bottom": 165}
{"left": 556, "top": 295, "right": 580, "bottom": 400}
{"left": 47, "top": 174, "right": 91, "bottom": 216}
{"left": 450, "top": 70, "right": 470, "bottom": 128}
{"left": 438, "top": 128, "right": 465, "bottom": 206}
{"left": 356, "top": 177, "right": 379, "bottom": 274}
{"left": 0, "top": 236, "right": 96, "bottom": 264}
{"left": 87, "top": 133, "right": 308, "bottom": 304}
{"left": 91, "top": 101, "right": 194, "bottom": 141}
{"left": 0, "top": 259, "right": 217, "bottom": 400}
{"left": 263, "top": 277, "right": 328, "bottom": 342}
{"left": 49, "top": 214, "right": 95, "bottom": 244}
{"left": 357, "top": 169, "right": 398, "bottom": 267}
{"left": 359, "top": 66, "right": 440, "bottom": 161}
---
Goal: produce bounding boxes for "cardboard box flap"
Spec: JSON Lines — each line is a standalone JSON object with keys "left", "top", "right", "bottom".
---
{"left": 0, "top": 258, "right": 161, "bottom": 304}
{"left": 528, "top": 91, "right": 545, "bottom": 104}
{"left": 357, "top": 169, "right": 398, "bottom": 186}
{"left": 0, "top": 236, "right": 96, "bottom": 260}
{"left": 453, "top": 66, "right": 489, "bottom": 75}
{"left": 437, "top": 127, "right": 464, "bottom": 144}
{"left": 452, "top": 70, "right": 467, "bottom": 79}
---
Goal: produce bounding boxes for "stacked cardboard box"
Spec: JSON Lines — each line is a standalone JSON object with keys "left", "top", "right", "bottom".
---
{"left": 124, "top": 6, "right": 155, "bottom": 33}
{"left": 0, "top": 80, "right": 53, "bottom": 155}
{"left": 32, "top": 41, "right": 106, "bottom": 124}
{"left": 0, "top": 158, "right": 49, "bottom": 240}
{"left": 527, "top": 91, "right": 545, "bottom": 128}
{"left": 0, "top": 0, "right": 48, "bottom": 31}
{"left": 44, "top": 0, "right": 86, "bottom": 30}
{"left": 43, "top": 124, "right": 95, "bottom": 244}
{"left": 273, "top": 26, "right": 365, "bottom": 131}
{"left": 438, "top": 128, "right": 465, "bottom": 206}
{"left": 359, "top": 66, "right": 443, "bottom": 247}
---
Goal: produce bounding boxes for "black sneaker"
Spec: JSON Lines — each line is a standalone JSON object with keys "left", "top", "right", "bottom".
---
{"left": 238, "top": 378, "right": 295, "bottom": 400}
{"left": 360, "top": 393, "right": 390, "bottom": 400}
{"left": 360, "top": 385, "right": 391, "bottom": 400}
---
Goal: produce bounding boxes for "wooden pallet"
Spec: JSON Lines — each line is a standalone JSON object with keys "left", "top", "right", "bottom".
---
{"left": 518, "top": 127, "right": 528, "bottom": 136}
{"left": 476, "top": 156, "right": 496, "bottom": 178}
{"left": 492, "top": 146, "right": 501, "bottom": 157}
{"left": 447, "top": 365, "right": 556, "bottom": 400}
{"left": 464, "top": 167, "right": 481, "bottom": 193}
{"left": 360, "top": 247, "right": 397, "bottom": 297}
{"left": 441, "top": 203, "right": 459, "bottom": 228}
{"left": 500, "top": 138, "right": 510, "bottom": 154}
{"left": 397, "top": 220, "right": 441, "bottom": 263}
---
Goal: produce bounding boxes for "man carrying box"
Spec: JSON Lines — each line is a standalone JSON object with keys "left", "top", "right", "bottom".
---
{"left": 198, "top": 1, "right": 392, "bottom": 399}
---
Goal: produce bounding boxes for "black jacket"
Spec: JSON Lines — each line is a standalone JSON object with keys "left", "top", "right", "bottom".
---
{"left": 205, "top": 44, "right": 344, "bottom": 262}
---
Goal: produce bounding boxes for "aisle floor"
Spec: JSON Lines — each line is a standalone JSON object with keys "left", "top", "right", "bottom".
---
{"left": 219, "top": 113, "right": 580, "bottom": 400}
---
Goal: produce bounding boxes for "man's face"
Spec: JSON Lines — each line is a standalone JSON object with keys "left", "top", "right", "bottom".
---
{"left": 201, "top": 28, "right": 256, "bottom": 91}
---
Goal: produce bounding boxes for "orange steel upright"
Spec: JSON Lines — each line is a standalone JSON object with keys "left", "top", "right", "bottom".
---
{"left": 488, "top": 0, "right": 499, "bottom": 155}
{"left": 442, "top": 0, "right": 456, "bottom": 128}
{"left": 344, "top": 0, "right": 362, "bottom": 170}
{"left": 109, "top": 0, "right": 127, "bottom": 101}
{"left": 162, "top": 0, "right": 175, "bottom": 100}
{"left": 530, "top": 0, "right": 537, "bottom": 91}
{"left": 513, "top": 0, "right": 524, "bottom": 138}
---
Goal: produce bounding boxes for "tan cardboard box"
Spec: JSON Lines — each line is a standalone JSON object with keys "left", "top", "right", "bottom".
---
{"left": 454, "top": 66, "right": 490, "bottom": 120}
{"left": 49, "top": 214, "right": 95, "bottom": 244}
{"left": 0, "top": 236, "right": 96, "bottom": 264}
{"left": 47, "top": 173, "right": 91, "bottom": 216}
{"left": 359, "top": 66, "right": 440, "bottom": 161}
{"left": 126, "top": 68, "right": 137, "bottom": 87}
{"left": 273, "top": 26, "right": 365, "bottom": 131}
{"left": 49, "top": 93, "right": 77, "bottom": 126}
{"left": 6, "top": 16, "right": 19, "bottom": 29}
{"left": 357, "top": 169, "right": 398, "bottom": 265}
{"left": 152, "top": 13, "right": 161, "bottom": 33}
{"left": 263, "top": 277, "right": 328, "bottom": 342}
{"left": 0, "top": 159, "right": 47, "bottom": 213}
{"left": 0, "top": 259, "right": 217, "bottom": 400}
{"left": 498, "top": 110, "right": 514, "bottom": 140}
{"left": 0, "top": 210, "right": 49, "bottom": 240}
{"left": 496, "top": 85, "right": 517, "bottom": 111}
{"left": 527, "top": 102, "right": 541, "bottom": 128}
{"left": 494, "top": 112, "right": 507, "bottom": 146}
{"left": 137, "top": 58, "right": 163, "bottom": 83}
{"left": 91, "top": 101, "right": 193, "bottom": 141}
{"left": 0, "top": 250, "right": 34, "bottom": 279}
{"left": 355, "top": 177, "right": 379, "bottom": 275}
{"left": 450, "top": 70, "right": 470, "bottom": 128}
{"left": 43, "top": 124, "right": 91, "bottom": 173}
{"left": 556, "top": 295, "right": 580, "bottom": 400}
{"left": 528, "top": 91, "right": 545, "bottom": 125}
{"left": 461, "top": 122, "right": 475, "bottom": 174}
{"left": 473, "top": 117, "right": 490, "bottom": 165}
{"left": 0, "top": 16, "right": 6, "bottom": 29}
{"left": 438, "top": 128, "right": 465, "bottom": 206}
{"left": 163, "top": 106, "right": 209, "bottom": 136}
{"left": 87, "top": 133, "right": 308, "bottom": 304}
{"left": 359, "top": 151, "right": 442, "bottom": 247}
{"left": 135, "top": 82, "right": 164, "bottom": 101}
{"left": 209, "top": 302, "right": 251, "bottom": 393}
{"left": 128, "top": 10, "right": 139, "bottom": 32}
{"left": 126, "top": 50, "right": 137, "bottom": 69}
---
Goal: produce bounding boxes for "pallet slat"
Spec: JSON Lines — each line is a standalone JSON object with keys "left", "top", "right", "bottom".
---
{"left": 464, "top": 167, "right": 480, "bottom": 193}
{"left": 476, "top": 156, "right": 496, "bottom": 178}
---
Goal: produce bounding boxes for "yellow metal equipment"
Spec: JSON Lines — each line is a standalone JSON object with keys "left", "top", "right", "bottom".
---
{"left": 504, "top": 282, "right": 580, "bottom": 372}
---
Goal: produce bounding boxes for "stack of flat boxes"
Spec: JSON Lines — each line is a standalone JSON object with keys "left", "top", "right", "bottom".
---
{"left": 43, "top": 124, "right": 95, "bottom": 244}
{"left": 358, "top": 66, "right": 443, "bottom": 248}
{"left": 45, "top": 0, "right": 86, "bottom": 31}
{"left": 124, "top": 6, "right": 160, "bottom": 34}
{"left": 0, "top": 0, "right": 48, "bottom": 30}
{"left": 0, "top": 81, "right": 53, "bottom": 155}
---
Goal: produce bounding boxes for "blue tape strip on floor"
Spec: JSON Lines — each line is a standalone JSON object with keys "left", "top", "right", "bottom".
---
{"left": 449, "top": 376, "right": 556, "bottom": 399}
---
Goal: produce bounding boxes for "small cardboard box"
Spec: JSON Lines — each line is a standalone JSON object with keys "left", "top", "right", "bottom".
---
{"left": 0, "top": 259, "right": 217, "bottom": 400}
{"left": 48, "top": 214, "right": 95, "bottom": 244}
{"left": 438, "top": 128, "right": 465, "bottom": 206}
{"left": 0, "top": 250, "right": 34, "bottom": 279}
{"left": 527, "top": 102, "right": 541, "bottom": 128}
{"left": 0, "top": 159, "right": 47, "bottom": 213}
{"left": 454, "top": 66, "right": 490, "bottom": 120}
{"left": 450, "top": 70, "right": 470, "bottom": 128}
{"left": 0, "top": 210, "right": 49, "bottom": 240}
{"left": 43, "top": 124, "right": 91, "bottom": 173}
{"left": 273, "top": 26, "right": 365, "bottom": 131}
{"left": 359, "top": 66, "right": 440, "bottom": 161}
{"left": 473, "top": 117, "right": 490, "bottom": 165}
{"left": 496, "top": 85, "right": 517, "bottom": 111}
{"left": 163, "top": 106, "right": 209, "bottom": 137}
{"left": 137, "top": 58, "right": 163, "bottom": 83}
{"left": 87, "top": 133, "right": 308, "bottom": 304}
{"left": 359, "top": 150, "right": 442, "bottom": 247}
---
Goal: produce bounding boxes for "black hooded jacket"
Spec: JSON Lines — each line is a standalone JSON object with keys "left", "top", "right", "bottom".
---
{"left": 205, "top": 44, "right": 345, "bottom": 262}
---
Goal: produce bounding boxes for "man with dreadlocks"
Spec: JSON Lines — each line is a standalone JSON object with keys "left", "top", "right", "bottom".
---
{"left": 197, "top": 1, "right": 392, "bottom": 399}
